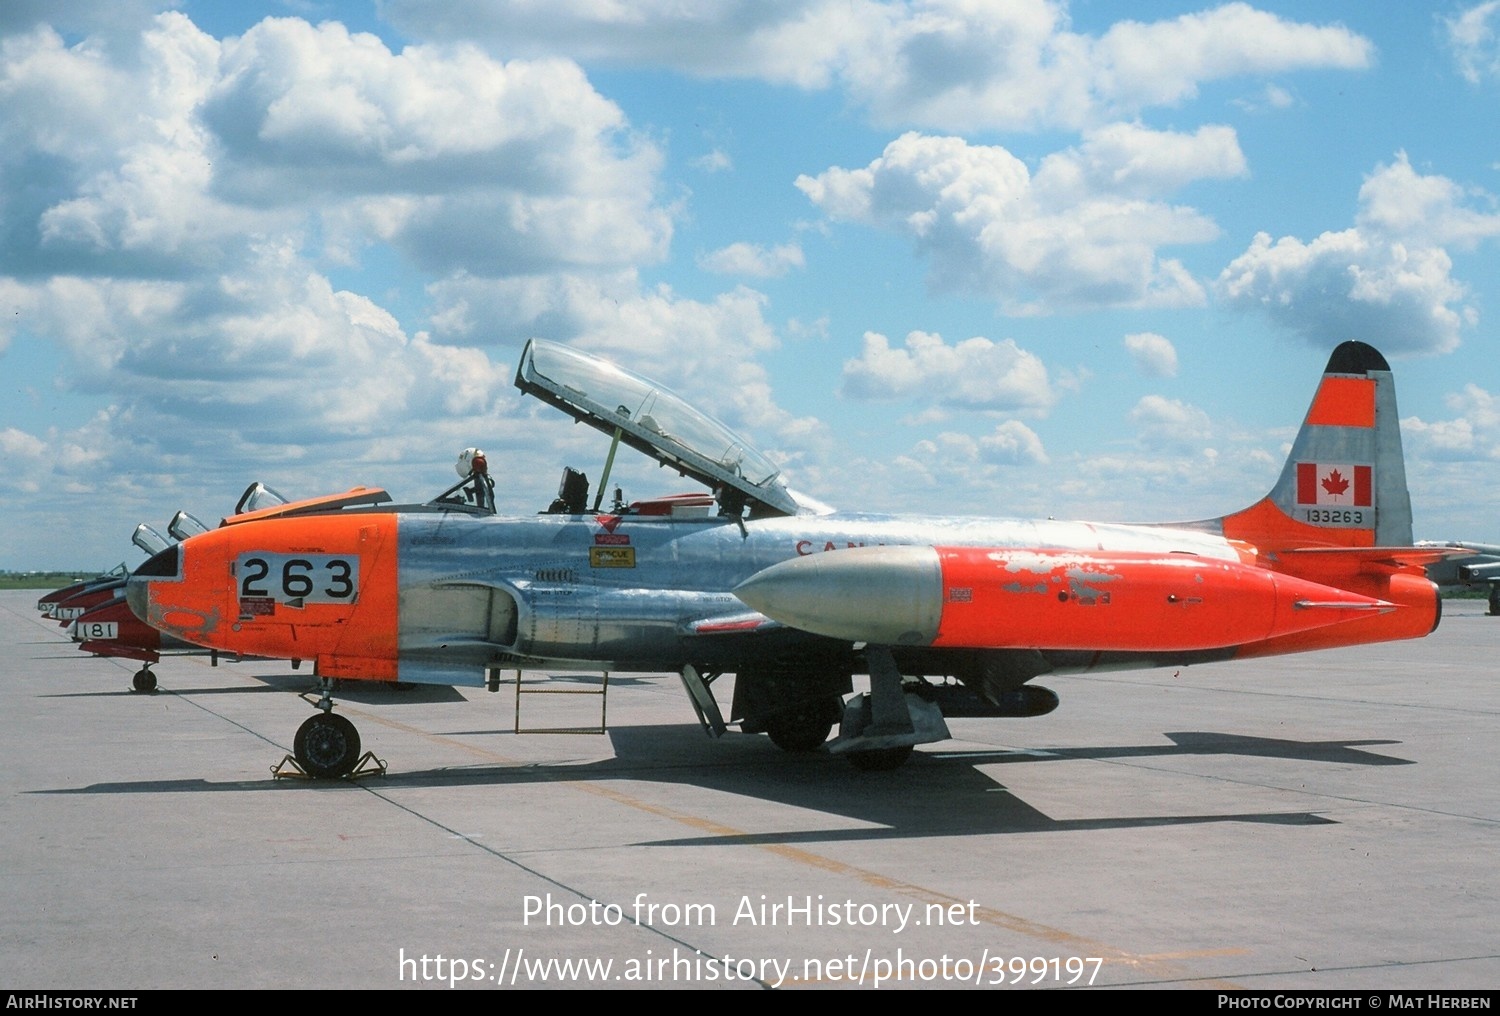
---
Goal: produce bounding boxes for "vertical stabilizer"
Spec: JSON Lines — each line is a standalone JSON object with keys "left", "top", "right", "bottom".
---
{"left": 1219, "top": 340, "right": 1412, "bottom": 552}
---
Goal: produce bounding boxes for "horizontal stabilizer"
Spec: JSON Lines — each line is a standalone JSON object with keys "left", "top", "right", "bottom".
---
{"left": 1277, "top": 546, "right": 1469, "bottom": 573}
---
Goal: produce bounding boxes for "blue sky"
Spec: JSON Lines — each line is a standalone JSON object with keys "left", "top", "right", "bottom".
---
{"left": 3, "top": 0, "right": 1500, "bottom": 568}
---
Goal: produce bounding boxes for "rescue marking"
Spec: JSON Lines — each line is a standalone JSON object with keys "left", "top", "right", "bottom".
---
{"left": 589, "top": 547, "right": 636, "bottom": 568}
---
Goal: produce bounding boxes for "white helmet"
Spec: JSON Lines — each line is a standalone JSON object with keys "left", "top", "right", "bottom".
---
{"left": 455, "top": 447, "right": 489, "bottom": 477}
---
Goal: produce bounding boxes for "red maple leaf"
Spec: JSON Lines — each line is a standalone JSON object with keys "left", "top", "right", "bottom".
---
{"left": 1321, "top": 469, "right": 1349, "bottom": 497}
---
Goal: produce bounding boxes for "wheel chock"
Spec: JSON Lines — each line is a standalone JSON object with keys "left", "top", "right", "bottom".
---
{"left": 271, "top": 751, "right": 387, "bottom": 780}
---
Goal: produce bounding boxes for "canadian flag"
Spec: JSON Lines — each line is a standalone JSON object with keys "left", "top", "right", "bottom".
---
{"left": 1296, "top": 462, "right": 1372, "bottom": 506}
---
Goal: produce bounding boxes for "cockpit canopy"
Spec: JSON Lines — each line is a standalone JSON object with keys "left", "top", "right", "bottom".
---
{"left": 514, "top": 339, "right": 799, "bottom": 518}
{"left": 234, "top": 482, "right": 291, "bottom": 517}
{"left": 168, "top": 511, "right": 208, "bottom": 541}
{"left": 132, "top": 523, "right": 171, "bottom": 557}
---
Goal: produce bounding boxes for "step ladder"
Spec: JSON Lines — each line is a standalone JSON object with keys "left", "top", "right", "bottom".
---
{"left": 491, "top": 668, "right": 609, "bottom": 735}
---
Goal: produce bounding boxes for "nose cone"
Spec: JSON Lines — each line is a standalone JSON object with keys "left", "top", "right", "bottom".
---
{"left": 124, "top": 577, "right": 150, "bottom": 625}
{"left": 733, "top": 546, "right": 944, "bottom": 645}
{"left": 126, "top": 544, "right": 181, "bottom": 624}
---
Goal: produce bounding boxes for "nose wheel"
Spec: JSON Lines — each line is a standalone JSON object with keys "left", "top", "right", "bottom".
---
{"left": 293, "top": 712, "right": 362, "bottom": 779}
{"left": 130, "top": 666, "right": 157, "bottom": 693}
{"left": 274, "top": 681, "right": 385, "bottom": 780}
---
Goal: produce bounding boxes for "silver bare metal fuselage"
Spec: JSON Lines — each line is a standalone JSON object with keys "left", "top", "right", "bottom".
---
{"left": 390, "top": 508, "right": 1242, "bottom": 686}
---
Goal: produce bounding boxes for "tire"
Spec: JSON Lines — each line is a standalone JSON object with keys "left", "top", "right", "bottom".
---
{"left": 847, "top": 746, "right": 914, "bottom": 771}
{"left": 765, "top": 698, "right": 839, "bottom": 753}
{"left": 294, "top": 713, "right": 361, "bottom": 779}
{"left": 131, "top": 669, "right": 157, "bottom": 693}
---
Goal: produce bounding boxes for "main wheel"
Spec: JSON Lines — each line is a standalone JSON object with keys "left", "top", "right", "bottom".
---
{"left": 847, "top": 746, "right": 914, "bottom": 771}
{"left": 764, "top": 697, "right": 841, "bottom": 752}
{"left": 131, "top": 668, "right": 157, "bottom": 693}
{"left": 294, "top": 713, "right": 361, "bottom": 779}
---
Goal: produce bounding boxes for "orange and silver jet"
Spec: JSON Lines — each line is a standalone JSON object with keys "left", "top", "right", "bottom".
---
{"left": 127, "top": 340, "right": 1447, "bottom": 777}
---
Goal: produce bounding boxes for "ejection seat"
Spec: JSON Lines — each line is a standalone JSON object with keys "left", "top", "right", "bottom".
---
{"left": 544, "top": 467, "right": 589, "bottom": 514}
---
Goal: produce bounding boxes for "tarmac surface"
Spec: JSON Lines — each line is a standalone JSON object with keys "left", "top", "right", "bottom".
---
{"left": 2, "top": 587, "right": 1497, "bottom": 990}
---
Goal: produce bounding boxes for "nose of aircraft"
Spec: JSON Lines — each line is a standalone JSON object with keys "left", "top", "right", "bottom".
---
{"left": 125, "top": 544, "right": 180, "bottom": 624}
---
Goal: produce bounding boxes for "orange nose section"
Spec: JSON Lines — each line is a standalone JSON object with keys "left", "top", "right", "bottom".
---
{"left": 132, "top": 514, "right": 400, "bottom": 681}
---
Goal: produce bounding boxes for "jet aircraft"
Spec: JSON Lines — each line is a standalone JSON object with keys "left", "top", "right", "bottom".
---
{"left": 61, "top": 500, "right": 276, "bottom": 690}
{"left": 41, "top": 524, "right": 173, "bottom": 625}
{"left": 127, "top": 339, "right": 1446, "bottom": 777}
{"left": 1420, "top": 541, "right": 1500, "bottom": 616}
{"left": 37, "top": 564, "right": 128, "bottom": 615}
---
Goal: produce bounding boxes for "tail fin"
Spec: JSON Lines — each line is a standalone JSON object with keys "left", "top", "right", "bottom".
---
{"left": 1218, "top": 340, "right": 1413, "bottom": 553}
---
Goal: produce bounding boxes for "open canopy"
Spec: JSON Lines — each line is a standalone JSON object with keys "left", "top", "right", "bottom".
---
{"left": 514, "top": 339, "right": 799, "bottom": 518}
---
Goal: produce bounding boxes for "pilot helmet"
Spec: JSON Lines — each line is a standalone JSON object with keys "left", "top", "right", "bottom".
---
{"left": 456, "top": 447, "right": 489, "bottom": 477}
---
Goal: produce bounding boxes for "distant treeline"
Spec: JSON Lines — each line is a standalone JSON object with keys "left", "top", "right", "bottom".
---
{"left": 0, "top": 571, "right": 102, "bottom": 590}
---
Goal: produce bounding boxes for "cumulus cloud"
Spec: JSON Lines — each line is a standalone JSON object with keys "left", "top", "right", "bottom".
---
{"left": 847, "top": 1, "right": 1371, "bottom": 132}
{"left": 874, "top": 419, "right": 1048, "bottom": 509}
{"left": 1402, "top": 382, "right": 1500, "bottom": 532}
{"left": 1447, "top": 1, "right": 1500, "bottom": 84}
{"left": 1123, "top": 332, "right": 1178, "bottom": 377}
{"left": 0, "top": 10, "right": 687, "bottom": 543}
{"left": 1233, "top": 83, "right": 1296, "bottom": 113}
{"left": 0, "top": 15, "right": 671, "bottom": 283}
{"left": 384, "top": 0, "right": 1373, "bottom": 132}
{"left": 698, "top": 241, "right": 805, "bottom": 278}
{"left": 905, "top": 420, "right": 1048, "bottom": 474}
{"left": 840, "top": 330, "right": 1055, "bottom": 415}
{"left": 799, "top": 130, "right": 1223, "bottom": 312}
{"left": 424, "top": 271, "right": 824, "bottom": 457}
{"left": 1034, "top": 122, "right": 1246, "bottom": 200}
{"left": 1129, "top": 394, "right": 1212, "bottom": 450}
{"left": 1216, "top": 154, "right": 1500, "bottom": 354}
{"left": 382, "top": 0, "right": 868, "bottom": 89}
{"left": 692, "top": 148, "right": 733, "bottom": 173}
{"left": 11, "top": 244, "right": 514, "bottom": 453}
{"left": 0, "top": 425, "right": 48, "bottom": 461}
{"left": 205, "top": 19, "right": 671, "bottom": 275}
{"left": 1404, "top": 384, "right": 1500, "bottom": 461}
{"left": 978, "top": 420, "right": 1048, "bottom": 465}
{"left": 1356, "top": 152, "right": 1500, "bottom": 250}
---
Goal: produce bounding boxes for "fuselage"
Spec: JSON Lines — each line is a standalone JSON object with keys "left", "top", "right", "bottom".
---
{"left": 126, "top": 502, "right": 1438, "bottom": 687}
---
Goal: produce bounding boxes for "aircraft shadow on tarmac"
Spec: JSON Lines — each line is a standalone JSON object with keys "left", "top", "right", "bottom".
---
{"left": 45, "top": 668, "right": 657, "bottom": 702}
{"left": 930, "top": 730, "right": 1415, "bottom": 767}
{"left": 34, "top": 722, "right": 1421, "bottom": 842}
{"left": 41, "top": 672, "right": 471, "bottom": 703}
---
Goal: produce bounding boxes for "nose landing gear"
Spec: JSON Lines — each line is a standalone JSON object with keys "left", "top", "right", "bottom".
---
{"left": 130, "top": 666, "right": 157, "bottom": 693}
{"left": 272, "top": 681, "right": 386, "bottom": 780}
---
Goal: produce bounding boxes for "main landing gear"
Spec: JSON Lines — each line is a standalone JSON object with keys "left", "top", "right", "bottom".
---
{"left": 827, "top": 647, "right": 949, "bottom": 772}
{"left": 764, "top": 696, "right": 845, "bottom": 753}
{"left": 273, "top": 680, "right": 386, "bottom": 780}
{"left": 726, "top": 664, "right": 852, "bottom": 756}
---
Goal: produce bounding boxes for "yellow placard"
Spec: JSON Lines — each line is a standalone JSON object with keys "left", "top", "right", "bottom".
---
{"left": 589, "top": 546, "right": 636, "bottom": 568}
